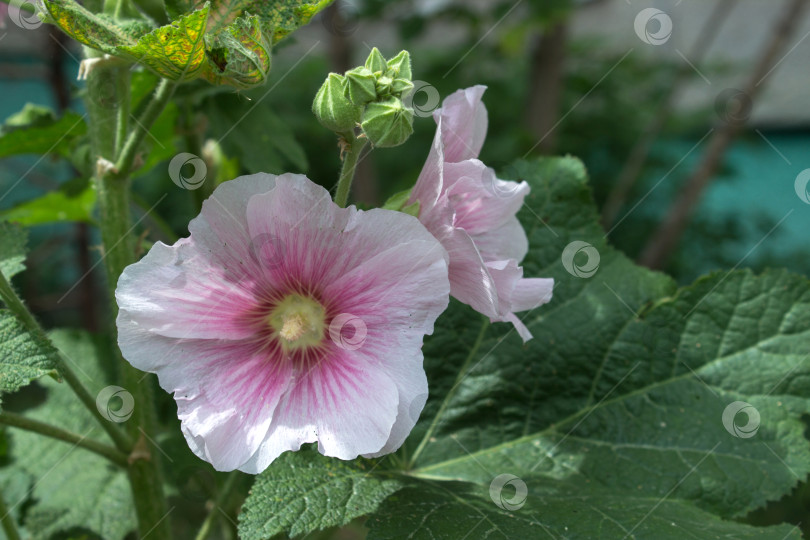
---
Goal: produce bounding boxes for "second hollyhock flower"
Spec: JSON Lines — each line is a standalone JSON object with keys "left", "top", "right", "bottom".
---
{"left": 409, "top": 86, "right": 554, "bottom": 341}
{"left": 116, "top": 173, "right": 449, "bottom": 473}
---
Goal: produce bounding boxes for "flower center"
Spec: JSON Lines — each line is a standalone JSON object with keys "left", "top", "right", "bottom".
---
{"left": 268, "top": 294, "right": 326, "bottom": 350}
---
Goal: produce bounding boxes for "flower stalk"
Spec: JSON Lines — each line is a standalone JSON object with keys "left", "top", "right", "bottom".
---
{"left": 334, "top": 134, "right": 367, "bottom": 207}
{"left": 0, "top": 412, "right": 129, "bottom": 467}
{"left": 85, "top": 52, "right": 172, "bottom": 540}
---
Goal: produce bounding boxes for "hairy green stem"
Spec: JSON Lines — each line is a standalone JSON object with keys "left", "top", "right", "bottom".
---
{"left": 86, "top": 58, "right": 172, "bottom": 540}
{"left": 193, "top": 473, "right": 241, "bottom": 540}
{"left": 114, "top": 78, "right": 176, "bottom": 180}
{"left": 0, "top": 491, "right": 21, "bottom": 540}
{"left": 334, "top": 135, "right": 367, "bottom": 207}
{"left": 0, "top": 272, "right": 133, "bottom": 452}
{"left": 114, "top": 70, "right": 131, "bottom": 158}
{"left": 0, "top": 412, "right": 129, "bottom": 467}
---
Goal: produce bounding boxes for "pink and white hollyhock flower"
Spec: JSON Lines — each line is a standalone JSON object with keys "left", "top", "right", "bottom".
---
{"left": 408, "top": 85, "right": 553, "bottom": 341}
{"left": 116, "top": 173, "right": 449, "bottom": 473}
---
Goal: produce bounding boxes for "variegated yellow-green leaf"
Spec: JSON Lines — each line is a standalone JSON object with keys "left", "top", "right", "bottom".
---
{"left": 201, "top": 14, "right": 272, "bottom": 88}
{"left": 41, "top": 0, "right": 146, "bottom": 54}
{"left": 165, "top": 0, "right": 333, "bottom": 42}
{"left": 118, "top": 6, "right": 210, "bottom": 82}
{"left": 44, "top": 0, "right": 333, "bottom": 88}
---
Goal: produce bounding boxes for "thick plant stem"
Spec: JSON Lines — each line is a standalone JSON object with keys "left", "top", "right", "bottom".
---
{"left": 0, "top": 412, "right": 129, "bottom": 467}
{"left": 0, "top": 492, "right": 21, "bottom": 540}
{"left": 114, "top": 70, "right": 131, "bottom": 157}
{"left": 334, "top": 135, "right": 367, "bottom": 207}
{"left": 85, "top": 57, "right": 172, "bottom": 540}
{"left": 0, "top": 271, "right": 133, "bottom": 452}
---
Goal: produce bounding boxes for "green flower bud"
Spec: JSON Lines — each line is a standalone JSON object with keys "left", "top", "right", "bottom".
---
{"left": 365, "top": 47, "right": 387, "bottom": 75}
{"left": 385, "top": 50, "right": 411, "bottom": 80}
{"left": 312, "top": 73, "right": 362, "bottom": 133}
{"left": 344, "top": 66, "right": 378, "bottom": 106}
{"left": 389, "top": 78, "right": 414, "bottom": 97}
{"left": 375, "top": 75, "right": 393, "bottom": 96}
{"left": 361, "top": 97, "right": 414, "bottom": 148}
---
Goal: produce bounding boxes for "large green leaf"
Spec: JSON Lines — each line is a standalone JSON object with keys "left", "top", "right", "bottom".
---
{"left": 0, "top": 104, "right": 87, "bottom": 159}
{"left": 237, "top": 157, "right": 809, "bottom": 539}
{"left": 367, "top": 479, "right": 799, "bottom": 539}
{"left": 3, "top": 330, "right": 135, "bottom": 539}
{"left": 0, "top": 224, "right": 56, "bottom": 403}
{"left": 239, "top": 448, "right": 401, "bottom": 539}
{"left": 44, "top": 0, "right": 332, "bottom": 88}
{"left": 0, "top": 311, "right": 57, "bottom": 398}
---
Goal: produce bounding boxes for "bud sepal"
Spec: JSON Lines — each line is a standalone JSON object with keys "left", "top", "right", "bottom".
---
{"left": 312, "top": 73, "right": 362, "bottom": 134}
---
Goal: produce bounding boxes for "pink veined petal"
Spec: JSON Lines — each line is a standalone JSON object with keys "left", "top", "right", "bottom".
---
{"left": 440, "top": 225, "right": 501, "bottom": 320}
{"left": 443, "top": 160, "right": 529, "bottom": 235}
{"left": 117, "top": 310, "right": 293, "bottom": 471}
{"left": 362, "top": 353, "right": 429, "bottom": 458}
{"left": 238, "top": 351, "right": 400, "bottom": 473}
{"left": 190, "top": 173, "right": 279, "bottom": 283}
{"left": 316, "top": 209, "right": 449, "bottom": 457}
{"left": 244, "top": 175, "right": 359, "bottom": 288}
{"left": 246, "top": 177, "right": 450, "bottom": 296}
{"left": 115, "top": 241, "right": 258, "bottom": 340}
{"left": 484, "top": 258, "right": 524, "bottom": 317}
{"left": 411, "top": 86, "right": 489, "bottom": 215}
{"left": 484, "top": 259, "right": 554, "bottom": 342}
{"left": 434, "top": 85, "right": 488, "bottom": 163}
{"left": 504, "top": 312, "right": 533, "bottom": 343}
{"left": 510, "top": 277, "right": 555, "bottom": 313}
{"left": 408, "top": 117, "right": 445, "bottom": 216}
{"left": 470, "top": 216, "right": 529, "bottom": 264}
{"left": 323, "top": 208, "right": 450, "bottom": 335}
